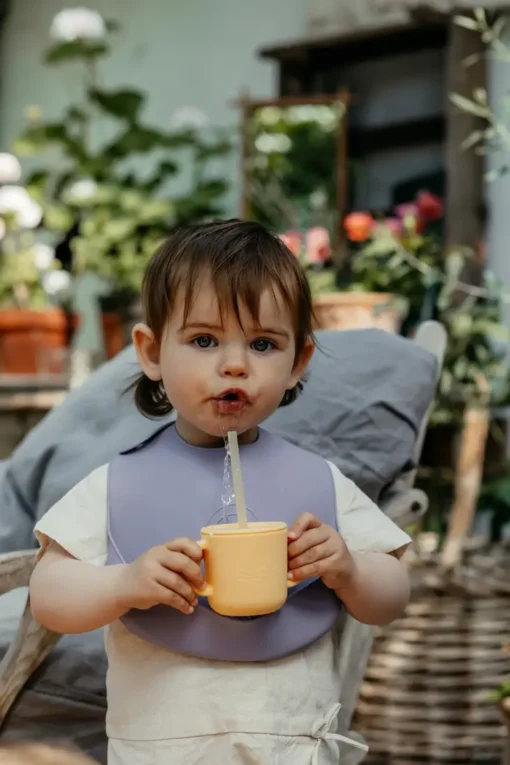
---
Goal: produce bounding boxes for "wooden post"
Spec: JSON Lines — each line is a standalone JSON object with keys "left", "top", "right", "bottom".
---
{"left": 444, "top": 14, "right": 486, "bottom": 258}
{"left": 441, "top": 376, "right": 490, "bottom": 569}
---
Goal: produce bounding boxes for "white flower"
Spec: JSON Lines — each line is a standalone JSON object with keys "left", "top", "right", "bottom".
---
{"left": 255, "top": 132, "right": 292, "bottom": 154}
{"left": 50, "top": 7, "right": 106, "bottom": 42}
{"left": 258, "top": 107, "right": 282, "bottom": 127}
{"left": 0, "top": 185, "right": 43, "bottom": 229}
{"left": 43, "top": 270, "right": 71, "bottom": 296}
{"left": 0, "top": 153, "right": 21, "bottom": 183}
{"left": 170, "top": 106, "right": 209, "bottom": 131}
{"left": 66, "top": 178, "right": 98, "bottom": 202}
{"left": 18, "top": 200, "right": 43, "bottom": 229}
{"left": 33, "top": 243, "right": 55, "bottom": 270}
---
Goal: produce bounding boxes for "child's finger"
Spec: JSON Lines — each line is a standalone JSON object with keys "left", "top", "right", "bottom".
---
{"left": 288, "top": 540, "right": 331, "bottom": 571}
{"left": 288, "top": 526, "right": 329, "bottom": 559}
{"left": 288, "top": 513, "right": 321, "bottom": 541}
{"left": 165, "top": 537, "right": 203, "bottom": 563}
{"left": 288, "top": 555, "right": 334, "bottom": 582}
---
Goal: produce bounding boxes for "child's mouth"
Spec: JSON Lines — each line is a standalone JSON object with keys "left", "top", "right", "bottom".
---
{"left": 213, "top": 389, "right": 249, "bottom": 414}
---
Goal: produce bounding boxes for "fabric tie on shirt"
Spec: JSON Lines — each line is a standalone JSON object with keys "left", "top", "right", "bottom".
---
{"left": 311, "top": 704, "right": 368, "bottom": 764}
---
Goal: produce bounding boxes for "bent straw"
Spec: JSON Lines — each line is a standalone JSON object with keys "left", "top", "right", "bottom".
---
{"left": 227, "top": 430, "right": 248, "bottom": 528}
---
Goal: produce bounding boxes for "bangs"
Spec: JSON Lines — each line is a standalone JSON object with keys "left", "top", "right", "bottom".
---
{"left": 176, "top": 258, "right": 303, "bottom": 336}
{"left": 144, "top": 220, "right": 314, "bottom": 355}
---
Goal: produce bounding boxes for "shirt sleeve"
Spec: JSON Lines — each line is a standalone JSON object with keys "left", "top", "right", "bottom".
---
{"left": 326, "top": 461, "right": 411, "bottom": 559}
{"left": 33, "top": 463, "right": 109, "bottom": 567}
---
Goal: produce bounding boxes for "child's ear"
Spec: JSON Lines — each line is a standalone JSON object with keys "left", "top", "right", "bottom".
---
{"left": 288, "top": 337, "right": 315, "bottom": 389}
{"left": 132, "top": 323, "right": 162, "bottom": 381}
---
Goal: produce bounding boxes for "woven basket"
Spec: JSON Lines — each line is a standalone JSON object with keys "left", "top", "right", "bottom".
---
{"left": 354, "top": 535, "right": 510, "bottom": 765}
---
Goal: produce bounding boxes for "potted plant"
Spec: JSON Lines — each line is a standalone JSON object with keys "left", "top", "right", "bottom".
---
{"left": 277, "top": 224, "right": 402, "bottom": 331}
{"left": 0, "top": 152, "right": 73, "bottom": 375}
{"left": 14, "top": 7, "right": 232, "bottom": 349}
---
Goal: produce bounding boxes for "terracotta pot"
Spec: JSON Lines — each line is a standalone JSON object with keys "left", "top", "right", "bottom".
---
{"left": 0, "top": 309, "right": 125, "bottom": 376}
{"left": 0, "top": 309, "right": 68, "bottom": 375}
{"left": 313, "top": 292, "right": 402, "bottom": 333}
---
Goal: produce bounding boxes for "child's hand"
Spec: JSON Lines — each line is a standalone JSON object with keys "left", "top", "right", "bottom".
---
{"left": 119, "top": 538, "right": 204, "bottom": 615}
{"left": 287, "top": 513, "right": 354, "bottom": 591}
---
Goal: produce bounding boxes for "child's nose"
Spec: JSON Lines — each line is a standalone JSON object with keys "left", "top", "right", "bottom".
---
{"left": 222, "top": 361, "right": 248, "bottom": 378}
{"left": 221, "top": 352, "right": 248, "bottom": 378}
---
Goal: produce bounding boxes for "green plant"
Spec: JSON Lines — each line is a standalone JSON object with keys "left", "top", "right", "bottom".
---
{"left": 451, "top": 9, "right": 510, "bottom": 181}
{"left": 478, "top": 471, "right": 510, "bottom": 543}
{"left": 0, "top": 155, "right": 67, "bottom": 309}
{"left": 15, "top": 8, "right": 231, "bottom": 300}
{"left": 347, "top": 203, "right": 510, "bottom": 426}
{"left": 245, "top": 102, "right": 345, "bottom": 262}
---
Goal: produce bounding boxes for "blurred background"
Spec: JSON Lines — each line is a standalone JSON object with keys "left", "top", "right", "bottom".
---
{"left": 0, "top": 2, "right": 509, "bottom": 763}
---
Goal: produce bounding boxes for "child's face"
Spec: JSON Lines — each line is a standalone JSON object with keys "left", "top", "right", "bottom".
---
{"left": 134, "top": 279, "right": 313, "bottom": 446}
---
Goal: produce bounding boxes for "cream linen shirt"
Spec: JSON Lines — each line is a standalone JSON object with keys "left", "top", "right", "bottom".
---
{"left": 35, "top": 460, "right": 410, "bottom": 765}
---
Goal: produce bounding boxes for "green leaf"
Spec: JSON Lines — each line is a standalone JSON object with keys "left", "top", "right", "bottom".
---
{"left": 102, "top": 218, "right": 137, "bottom": 243}
{"left": 43, "top": 204, "right": 75, "bottom": 232}
{"left": 107, "top": 126, "right": 166, "bottom": 157}
{"left": 88, "top": 88, "right": 144, "bottom": 122}
{"left": 461, "top": 129, "right": 484, "bottom": 150}
{"left": 472, "top": 320, "right": 510, "bottom": 340}
{"left": 196, "top": 140, "right": 232, "bottom": 162}
{"left": 449, "top": 93, "right": 490, "bottom": 119}
{"left": 450, "top": 313, "right": 473, "bottom": 337}
{"left": 474, "top": 7, "right": 487, "bottom": 25}
{"left": 193, "top": 179, "right": 229, "bottom": 199}
{"left": 137, "top": 199, "right": 174, "bottom": 224}
{"left": 45, "top": 40, "right": 109, "bottom": 64}
{"left": 24, "top": 170, "right": 49, "bottom": 202}
{"left": 66, "top": 106, "right": 88, "bottom": 125}
{"left": 474, "top": 87, "right": 487, "bottom": 104}
{"left": 14, "top": 123, "right": 88, "bottom": 163}
{"left": 454, "top": 15, "right": 479, "bottom": 31}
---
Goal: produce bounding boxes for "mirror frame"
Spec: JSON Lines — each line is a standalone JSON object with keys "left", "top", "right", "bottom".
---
{"left": 238, "top": 90, "right": 350, "bottom": 262}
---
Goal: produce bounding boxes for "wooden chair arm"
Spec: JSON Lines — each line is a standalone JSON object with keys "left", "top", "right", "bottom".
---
{"left": 0, "top": 550, "right": 61, "bottom": 728}
{"left": 0, "top": 550, "right": 37, "bottom": 596}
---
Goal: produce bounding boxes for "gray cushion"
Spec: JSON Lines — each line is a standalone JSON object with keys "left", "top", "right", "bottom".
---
{"left": 0, "top": 329, "right": 438, "bottom": 553}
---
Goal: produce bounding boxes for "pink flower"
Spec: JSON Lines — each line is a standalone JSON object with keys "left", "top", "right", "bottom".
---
{"left": 305, "top": 226, "right": 331, "bottom": 264}
{"left": 395, "top": 202, "right": 424, "bottom": 234}
{"left": 382, "top": 217, "right": 404, "bottom": 237}
{"left": 395, "top": 202, "right": 420, "bottom": 220}
{"left": 344, "top": 212, "right": 374, "bottom": 242}
{"left": 416, "top": 191, "right": 443, "bottom": 221}
{"left": 278, "top": 231, "right": 302, "bottom": 258}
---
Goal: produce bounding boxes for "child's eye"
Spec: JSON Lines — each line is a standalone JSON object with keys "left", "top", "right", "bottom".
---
{"left": 193, "top": 335, "right": 217, "bottom": 349}
{"left": 251, "top": 338, "right": 275, "bottom": 353}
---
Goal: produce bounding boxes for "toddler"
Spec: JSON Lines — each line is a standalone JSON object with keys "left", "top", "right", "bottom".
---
{"left": 30, "top": 219, "right": 411, "bottom": 764}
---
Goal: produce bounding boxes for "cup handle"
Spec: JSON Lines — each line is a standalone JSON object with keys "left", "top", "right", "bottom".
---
{"left": 194, "top": 539, "right": 213, "bottom": 597}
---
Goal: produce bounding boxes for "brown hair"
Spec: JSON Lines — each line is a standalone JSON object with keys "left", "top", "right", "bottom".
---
{"left": 0, "top": 743, "right": 96, "bottom": 764}
{"left": 133, "top": 219, "right": 315, "bottom": 418}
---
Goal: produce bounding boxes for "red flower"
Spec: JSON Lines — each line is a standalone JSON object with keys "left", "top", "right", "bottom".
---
{"left": 416, "top": 191, "right": 443, "bottom": 221}
{"left": 278, "top": 231, "right": 302, "bottom": 258}
{"left": 305, "top": 226, "right": 331, "bottom": 264}
{"left": 344, "top": 211, "right": 374, "bottom": 242}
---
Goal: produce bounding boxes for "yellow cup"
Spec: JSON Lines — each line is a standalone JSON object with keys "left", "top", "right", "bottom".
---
{"left": 196, "top": 521, "right": 295, "bottom": 617}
